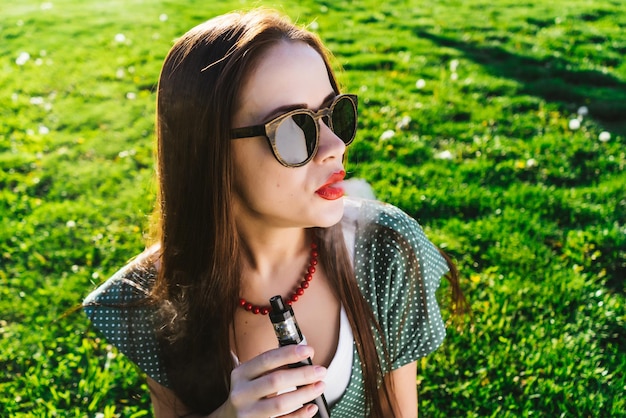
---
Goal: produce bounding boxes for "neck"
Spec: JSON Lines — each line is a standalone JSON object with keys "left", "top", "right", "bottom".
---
{"left": 237, "top": 226, "right": 310, "bottom": 278}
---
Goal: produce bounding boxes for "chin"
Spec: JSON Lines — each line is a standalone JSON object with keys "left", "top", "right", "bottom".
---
{"left": 312, "top": 198, "right": 345, "bottom": 227}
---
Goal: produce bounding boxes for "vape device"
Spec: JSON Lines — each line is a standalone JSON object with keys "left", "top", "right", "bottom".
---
{"left": 269, "top": 295, "right": 331, "bottom": 418}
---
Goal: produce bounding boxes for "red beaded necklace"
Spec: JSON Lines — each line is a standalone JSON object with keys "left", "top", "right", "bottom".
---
{"left": 238, "top": 240, "right": 319, "bottom": 315}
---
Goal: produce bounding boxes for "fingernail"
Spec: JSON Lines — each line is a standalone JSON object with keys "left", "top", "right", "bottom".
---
{"left": 308, "top": 404, "right": 319, "bottom": 416}
{"left": 314, "top": 366, "right": 327, "bottom": 378}
{"left": 297, "top": 345, "right": 312, "bottom": 357}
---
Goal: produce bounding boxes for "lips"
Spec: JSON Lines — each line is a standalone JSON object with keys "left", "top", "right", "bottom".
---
{"left": 316, "top": 170, "right": 346, "bottom": 200}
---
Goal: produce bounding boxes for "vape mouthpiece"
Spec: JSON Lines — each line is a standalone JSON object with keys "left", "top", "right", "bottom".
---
{"left": 270, "top": 295, "right": 286, "bottom": 313}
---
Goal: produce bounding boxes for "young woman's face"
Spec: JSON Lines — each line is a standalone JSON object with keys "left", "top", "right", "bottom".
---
{"left": 231, "top": 41, "right": 348, "bottom": 230}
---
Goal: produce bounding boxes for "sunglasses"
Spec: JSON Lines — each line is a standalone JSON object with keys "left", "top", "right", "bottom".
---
{"left": 231, "top": 94, "right": 358, "bottom": 167}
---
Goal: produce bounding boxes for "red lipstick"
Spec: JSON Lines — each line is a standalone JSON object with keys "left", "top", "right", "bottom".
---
{"left": 316, "top": 170, "right": 346, "bottom": 200}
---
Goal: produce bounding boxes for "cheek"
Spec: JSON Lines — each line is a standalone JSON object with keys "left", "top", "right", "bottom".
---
{"left": 232, "top": 141, "right": 263, "bottom": 182}
{"left": 232, "top": 148, "right": 279, "bottom": 199}
{"left": 231, "top": 139, "right": 308, "bottom": 205}
{"left": 231, "top": 135, "right": 279, "bottom": 172}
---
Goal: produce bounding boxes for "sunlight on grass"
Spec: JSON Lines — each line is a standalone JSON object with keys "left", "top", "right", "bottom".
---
{"left": 1, "top": 0, "right": 624, "bottom": 416}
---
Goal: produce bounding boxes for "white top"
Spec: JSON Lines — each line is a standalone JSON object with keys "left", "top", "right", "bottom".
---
{"left": 324, "top": 305, "right": 354, "bottom": 404}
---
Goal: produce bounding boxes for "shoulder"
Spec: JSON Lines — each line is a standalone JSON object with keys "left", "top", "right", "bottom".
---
{"left": 83, "top": 244, "right": 160, "bottom": 309}
{"left": 342, "top": 197, "right": 434, "bottom": 256}
{"left": 82, "top": 244, "right": 170, "bottom": 386}
{"left": 342, "top": 197, "right": 449, "bottom": 314}
{"left": 342, "top": 196, "right": 418, "bottom": 231}
{"left": 342, "top": 198, "right": 448, "bottom": 365}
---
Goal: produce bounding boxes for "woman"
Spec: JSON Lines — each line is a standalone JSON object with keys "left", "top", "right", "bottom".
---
{"left": 84, "top": 9, "right": 465, "bottom": 417}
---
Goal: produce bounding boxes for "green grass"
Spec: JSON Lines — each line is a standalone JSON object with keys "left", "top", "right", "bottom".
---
{"left": 1, "top": 0, "right": 624, "bottom": 416}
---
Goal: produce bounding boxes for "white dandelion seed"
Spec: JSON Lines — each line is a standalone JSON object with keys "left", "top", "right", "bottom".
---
{"left": 577, "top": 106, "right": 588, "bottom": 117}
{"left": 396, "top": 115, "right": 412, "bottom": 130}
{"left": 114, "top": 33, "right": 126, "bottom": 43}
{"left": 118, "top": 150, "right": 133, "bottom": 158}
{"left": 568, "top": 119, "right": 581, "bottom": 130}
{"left": 30, "top": 97, "right": 45, "bottom": 105}
{"left": 450, "top": 59, "right": 459, "bottom": 72}
{"left": 309, "top": 21, "right": 319, "bottom": 31}
{"left": 16, "top": 52, "right": 30, "bottom": 66}
{"left": 435, "top": 150, "right": 454, "bottom": 160}
{"left": 415, "top": 79, "right": 426, "bottom": 89}
{"left": 66, "top": 220, "right": 76, "bottom": 228}
{"left": 598, "top": 131, "right": 611, "bottom": 142}
{"left": 126, "top": 92, "right": 136, "bottom": 100}
{"left": 116, "top": 68, "right": 125, "bottom": 79}
{"left": 526, "top": 158, "right": 537, "bottom": 168}
{"left": 159, "top": 13, "right": 168, "bottom": 22}
{"left": 38, "top": 125, "right": 50, "bottom": 135}
{"left": 380, "top": 130, "right": 395, "bottom": 141}
{"left": 450, "top": 72, "right": 458, "bottom": 81}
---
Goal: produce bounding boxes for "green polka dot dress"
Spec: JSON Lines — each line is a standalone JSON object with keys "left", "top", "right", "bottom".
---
{"left": 83, "top": 197, "right": 448, "bottom": 416}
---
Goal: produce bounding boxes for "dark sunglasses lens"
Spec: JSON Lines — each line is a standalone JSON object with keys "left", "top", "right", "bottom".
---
{"left": 274, "top": 113, "right": 316, "bottom": 165}
{"left": 331, "top": 97, "right": 357, "bottom": 144}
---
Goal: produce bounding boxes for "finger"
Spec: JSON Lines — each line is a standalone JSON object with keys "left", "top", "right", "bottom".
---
{"left": 239, "top": 363, "right": 326, "bottom": 402}
{"left": 254, "top": 364, "right": 327, "bottom": 397}
{"left": 257, "top": 381, "right": 326, "bottom": 417}
{"left": 281, "top": 403, "right": 320, "bottom": 418}
{"left": 234, "top": 344, "right": 315, "bottom": 381}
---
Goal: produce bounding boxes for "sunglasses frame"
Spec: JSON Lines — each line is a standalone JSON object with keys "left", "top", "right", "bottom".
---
{"left": 231, "top": 94, "right": 358, "bottom": 167}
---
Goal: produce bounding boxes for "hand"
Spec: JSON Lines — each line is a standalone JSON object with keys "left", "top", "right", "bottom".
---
{"left": 220, "top": 345, "right": 327, "bottom": 417}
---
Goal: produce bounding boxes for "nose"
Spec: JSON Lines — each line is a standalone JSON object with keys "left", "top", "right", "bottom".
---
{"left": 314, "top": 120, "right": 346, "bottom": 163}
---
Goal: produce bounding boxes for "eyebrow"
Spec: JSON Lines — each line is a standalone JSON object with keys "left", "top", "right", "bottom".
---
{"left": 259, "top": 91, "right": 337, "bottom": 123}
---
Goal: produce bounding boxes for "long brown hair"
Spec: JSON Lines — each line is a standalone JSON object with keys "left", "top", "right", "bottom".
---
{"left": 150, "top": 9, "right": 465, "bottom": 416}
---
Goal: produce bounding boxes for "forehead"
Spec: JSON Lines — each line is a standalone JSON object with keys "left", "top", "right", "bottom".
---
{"left": 234, "top": 41, "right": 335, "bottom": 125}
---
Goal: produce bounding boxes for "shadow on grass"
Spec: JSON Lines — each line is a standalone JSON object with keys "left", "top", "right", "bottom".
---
{"left": 414, "top": 30, "right": 626, "bottom": 136}
{"left": 412, "top": 30, "right": 626, "bottom": 294}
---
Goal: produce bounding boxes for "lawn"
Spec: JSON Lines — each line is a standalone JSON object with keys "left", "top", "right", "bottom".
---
{"left": 1, "top": 0, "right": 624, "bottom": 416}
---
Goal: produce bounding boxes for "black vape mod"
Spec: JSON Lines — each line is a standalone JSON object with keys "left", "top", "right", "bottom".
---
{"left": 269, "top": 295, "right": 331, "bottom": 418}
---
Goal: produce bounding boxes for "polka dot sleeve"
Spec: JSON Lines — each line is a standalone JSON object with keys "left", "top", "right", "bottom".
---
{"left": 350, "top": 198, "right": 448, "bottom": 370}
{"left": 82, "top": 263, "right": 170, "bottom": 386}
